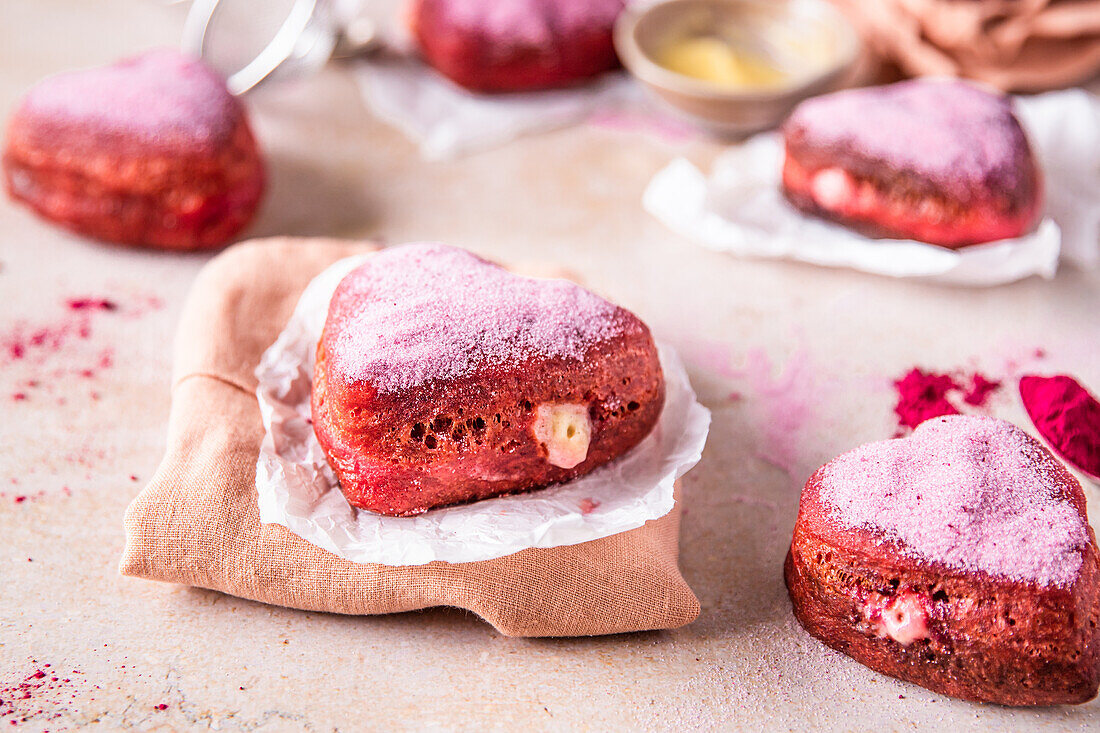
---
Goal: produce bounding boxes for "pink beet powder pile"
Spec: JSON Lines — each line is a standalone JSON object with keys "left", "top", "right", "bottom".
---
{"left": 891, "top": 367, "right": 1002, "bottom": 431}
{"left": 1019, "top": 374, "right": 1100, "bottom": 480}
{"left": 326, "top": 243, "right": 636, "bottom": 393}
{"left": 820, "top": 415, "right": 1088, "bottom": 587}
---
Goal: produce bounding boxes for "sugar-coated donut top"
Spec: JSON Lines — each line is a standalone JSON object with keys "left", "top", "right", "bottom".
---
{"left": 20, "top": 49, "right": 239, "bottom": 153}
{"left": 325, "top": 243, "right": 637, "bottom": 393}
{"left": 785, "top": 79, "right": 1033, "bottom": 199}
{"left": 820, "top": 415, "right": 1089, "bottom": 587}
{"left": 429, "top": 0, "right": 625, "bottom": 46}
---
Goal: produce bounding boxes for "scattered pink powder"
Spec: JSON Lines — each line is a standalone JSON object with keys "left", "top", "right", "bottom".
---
{"left": 0, "top": 657, "right": 168, "bottom": 726}
{"left": 326, "top": 243, "right": 637, "bottom": 393}
{"left": 1, "top": 294, "right": 143, "bottom": 403}
{"left": 579, "top": 497, "right": 600, "bottom": 514}
{"left": 65, "top": 298, "right": 116, "bottom": 312}
{"left": 440, "top": 0, "right": 624, "bottom": 46}
{"left": 0, "top": 663, "right": 92, "bottom": 726}
{"left": 2, "top": 299, "right": 117, "bottom": 369}
{"left": 820, "top": 415, "right": 1088, "bottom": 587}
{"left": 20, "top": 49, "right": 238, "bottom": 155}
{"left": 787, "top": 79, "right": 1033, "bottom": 199}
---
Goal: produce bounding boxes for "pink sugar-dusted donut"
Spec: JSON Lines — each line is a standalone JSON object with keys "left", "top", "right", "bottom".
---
{"left": 312, "top": 243, "right": 664, "bottom": 516}
{"left": 781, "top": 80, "right": 1043, "bottom": 248}
{"left": 3, "top": 49, "right": 265, "bottom": 250}
{"left": 786, "top": 415, "right": 1100, "bottom": 705}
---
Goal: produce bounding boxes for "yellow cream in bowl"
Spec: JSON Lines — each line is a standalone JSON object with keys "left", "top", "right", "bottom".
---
{"left": 658, "top": 36, "right": 787, "bottom": 88}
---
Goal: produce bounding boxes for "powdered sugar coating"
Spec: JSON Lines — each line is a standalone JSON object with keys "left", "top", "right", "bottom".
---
{"left": 19, "top": 49, "right": 239, "bottom": 153}
{"left": 786, "top": 79, "right": 1034, "bottom": 200}
{"left": 325, "top": 243, "right": 636, "bottom": 393}
{"left": 434, "top": 0, "right": 624, "bottom": 46}
{"left": 820, "top": 415, "right": 1088, "bottom": 587}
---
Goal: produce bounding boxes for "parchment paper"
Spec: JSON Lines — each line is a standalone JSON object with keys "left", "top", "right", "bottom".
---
{"left": 353, "top": 60, "right": 652, "bottom": 160}
{"left": 643, "top": 89, "right": 1100, "bottom": 284}
{"left": 254, "top": 254, "right": 711, "bottom": 566}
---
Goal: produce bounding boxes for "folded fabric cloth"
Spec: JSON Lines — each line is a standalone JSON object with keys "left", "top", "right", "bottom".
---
{"left": 832, "top": 0, "right": 1100, "bottom": 91}
{"left": 119, "top": 237, "right": 700, "bottom": 637}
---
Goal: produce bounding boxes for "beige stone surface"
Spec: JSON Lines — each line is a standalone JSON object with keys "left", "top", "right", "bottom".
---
{"left": 1, "top": 1, "right": 1098, "bottom": 730}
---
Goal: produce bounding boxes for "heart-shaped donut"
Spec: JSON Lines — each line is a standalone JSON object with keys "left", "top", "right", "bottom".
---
{"left": 786, "top": 415, "right": 1100, "bottom": 705}
{"left": 312, "top": 243, "right": 665, "bottom": 516}
{"left": 3, "top": 49, "right": 264, "bottom": 250}
{"left": 781, "top": 79, "right": 1043, "bottom": 247}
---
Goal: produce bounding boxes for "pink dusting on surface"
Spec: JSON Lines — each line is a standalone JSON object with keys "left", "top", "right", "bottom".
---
{"left": 579, "top": 497, "right": 600, "bottom": 514}
{"left": 821, "top": 415, "right": 1088, "bottom": 587}
{"left": 687, "top": 340, "right": 820, "bottom": 479}
{"left": 439, "top": 0, "right": 624, "bottom": 45}
{"left": 20, "top": 49, "right": 238, "bottom": 154}
{"left": 731, "top": 349, "right": 816, "bottom": 477}
{"left": 588, "top": 109, "right": 698, "bottom": 143}
{"left": 787, "top": 79, "right": 1033, "bottom": 199}
{"left": 326, "top": 243, "right": 636, "bottom": 393}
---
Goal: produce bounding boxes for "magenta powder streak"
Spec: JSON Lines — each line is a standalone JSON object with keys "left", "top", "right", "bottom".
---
{"left": 695, "top": 346, "right": 817, "bottom": 479}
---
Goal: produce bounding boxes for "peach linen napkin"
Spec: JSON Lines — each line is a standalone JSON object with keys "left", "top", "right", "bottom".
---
{"left": 832, "top": 0, "right": 1100, "bottom": 91}
{"left": 119, "top": 237, "right": 700, "bottom": 637}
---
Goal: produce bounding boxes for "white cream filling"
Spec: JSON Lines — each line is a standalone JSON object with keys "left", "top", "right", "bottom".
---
{"left": 809, "top": 167, "right": 855, "bottom": 210}
{"left": 869, "top": 592, "right": 930, "bottom": 646}
{"left": 532, "top": 403, "right": 591, "bottom": 469}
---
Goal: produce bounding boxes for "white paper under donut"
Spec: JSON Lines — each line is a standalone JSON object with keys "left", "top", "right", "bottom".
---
{"left": 254, "top": 254, "right": 711, "bottom": 566}
{"left": 643, "top": 90, "right": 1100, "bottom": 284}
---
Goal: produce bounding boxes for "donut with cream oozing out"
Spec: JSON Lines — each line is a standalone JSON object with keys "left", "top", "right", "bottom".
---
{"left": 780, "top": 79, "right": 1043, "bottom": 248}
{"left": 311, "top": 243, "right": 665, "bottom": 517}
{"left": 408, "top": 0, "right": 625, "bottom": 92}
{"left": 2, "top": 49, "right": 264, "bottom": 250}
{"left": 785, "top": 415, "right": 1100, "bottom": 706}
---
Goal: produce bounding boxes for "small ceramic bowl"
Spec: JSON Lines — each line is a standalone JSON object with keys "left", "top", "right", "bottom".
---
{"left": 615, "top": 0, "right": 862, "bottom": 135}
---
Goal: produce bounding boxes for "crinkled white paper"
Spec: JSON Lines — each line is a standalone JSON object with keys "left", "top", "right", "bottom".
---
{"left": 353, "top": 59, "right": 649, "bottom": 160}
{"left": 644, "top": 89, "right": 1100, "bottom": 284}
{"left": 255, "top": 254, "right": 711, "bottom": 566}
{"left": 1015, "top": 90, "right": 1100, "bottom": 269}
